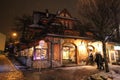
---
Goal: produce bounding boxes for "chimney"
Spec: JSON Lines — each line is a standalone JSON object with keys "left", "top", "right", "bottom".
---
{"left": 45, "top": 9, "right": 49, "bottom": 17}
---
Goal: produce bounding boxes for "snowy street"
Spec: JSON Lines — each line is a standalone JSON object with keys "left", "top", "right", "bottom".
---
{"left": 0, "top": 54, "right": 24, "bottom": 80}
{"left": 89, "top": 65, "right": 120, "bottom": 80}
{"left": 0, "top": 54, "right": 120, "bottom": 80}
{"left": 0, "top": 54, "right": 16, "bottom": 72}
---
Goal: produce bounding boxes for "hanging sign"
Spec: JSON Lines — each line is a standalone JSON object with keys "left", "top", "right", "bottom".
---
{"left": 39, "top": 40, "right": 45, "bottom": 47}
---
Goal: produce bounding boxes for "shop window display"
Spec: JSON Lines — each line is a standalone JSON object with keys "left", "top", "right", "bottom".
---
{"left": 33, "top": 40, "right": 48, "bottom": 60}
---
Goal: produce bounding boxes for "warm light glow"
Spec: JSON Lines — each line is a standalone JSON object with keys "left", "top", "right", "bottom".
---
{"left": 74, "top": 40, "right": 87, "bottom": 54}
{"left": 29, "top": 47, "right": 34, "bottom": 56}
{"left": 114, "top": 46, "right": 120, "bottom": 50}
{"left": 63, "top": 47, "right": 69, "bottom": 59}
{"left": 92, "top": 41, "right": 102, "bottom": 53}
{"left": 78, "top": 43, "right": 86, "bottom": 53}
{"left": 12, "top": 32, "right": 17, "bottom": 37}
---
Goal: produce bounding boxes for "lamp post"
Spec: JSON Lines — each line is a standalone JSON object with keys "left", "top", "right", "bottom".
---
{"left": 9, "top": 32, "right": 18, "bottom": 56}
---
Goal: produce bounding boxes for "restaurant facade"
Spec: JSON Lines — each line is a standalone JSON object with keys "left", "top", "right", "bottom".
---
{"left": 16, "top": 9, "right": 120, "bottom": 69}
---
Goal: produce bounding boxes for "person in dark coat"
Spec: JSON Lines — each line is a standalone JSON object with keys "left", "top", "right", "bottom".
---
{"left": 89, "top": 52, "right": 94, "bottom": 65}
{"left": 95, "top": 52, "right": 104, "bottom": 70}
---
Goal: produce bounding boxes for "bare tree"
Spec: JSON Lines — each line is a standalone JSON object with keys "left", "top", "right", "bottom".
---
{"left": 77, "top": 0, "right": 120, "bottom": 72}
{"left": 14, "top": 15, "right": 33, "bottom": 43}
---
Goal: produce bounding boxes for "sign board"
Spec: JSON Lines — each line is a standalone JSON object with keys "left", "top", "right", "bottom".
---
{"left": 39, "top": 40, "right": 45, "bottom": 47}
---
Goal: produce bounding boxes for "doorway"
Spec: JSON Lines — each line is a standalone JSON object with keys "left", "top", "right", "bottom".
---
{"left": 62, "top": 43, "right": 76, "bottom": 64}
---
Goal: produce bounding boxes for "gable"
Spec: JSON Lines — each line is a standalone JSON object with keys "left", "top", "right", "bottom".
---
{"left": 57, "top": 9, "right": 72, "bottom": 18}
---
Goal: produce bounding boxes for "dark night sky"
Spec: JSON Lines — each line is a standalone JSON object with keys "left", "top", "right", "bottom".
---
{"left": 0, "top": 0, "right": 79, "bottom": 35}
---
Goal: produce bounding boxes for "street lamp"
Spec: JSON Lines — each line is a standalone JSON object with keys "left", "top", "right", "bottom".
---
{"left": 12, "top": 32, "right": 17, "bottom": 37}
{"left": 11, "top": 32, "right": 19, "bottom": 44}
{"left": 8, "top": 32, "right": 17, "bottom": 56}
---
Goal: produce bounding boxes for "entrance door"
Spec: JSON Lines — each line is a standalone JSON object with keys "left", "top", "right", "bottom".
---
{"left": 62, "top": 43, "right": 76, "bottom": 64}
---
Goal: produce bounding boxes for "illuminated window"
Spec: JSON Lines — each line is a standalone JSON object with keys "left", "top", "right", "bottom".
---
{"left": 62, "top": 43, "right": 76, "bottom": 62}
{"left": 33, "top": 40, "right": 48, "bottom": 60}
{"left": 63, "top": 47, "right": 70, "bottom": 59}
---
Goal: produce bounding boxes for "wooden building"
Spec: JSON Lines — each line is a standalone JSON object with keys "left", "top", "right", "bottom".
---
{"left": 16, "top": 9, "right": 120, "bottom": 69}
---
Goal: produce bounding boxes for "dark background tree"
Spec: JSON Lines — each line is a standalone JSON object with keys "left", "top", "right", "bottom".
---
{"left": 77, "top": 0, "right": 120, "bottom": 72}
{"left": 14, "top": 15, "right": 33, "bottom": 43}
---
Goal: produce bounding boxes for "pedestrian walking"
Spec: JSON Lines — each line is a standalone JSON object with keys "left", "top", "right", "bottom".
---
{"left": 95, "top": 52, "right": 104, "bottom": 70}
{"left": 88, "top": 50, "right": 94, "bottom": 65}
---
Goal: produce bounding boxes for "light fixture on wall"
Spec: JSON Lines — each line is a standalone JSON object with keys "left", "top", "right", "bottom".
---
{"left": 80, "top": 40, "right": 84, "bottom": 45}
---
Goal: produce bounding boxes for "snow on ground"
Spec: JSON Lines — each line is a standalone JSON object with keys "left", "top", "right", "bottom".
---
{"left": 56, "top": 65, "right": 97, "bottom": 70}
{"left": 56, "top": 64, "right": 120, "bottom": 80}
{"left": 88, "top": 64, "right": 120, "bottom": 80}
